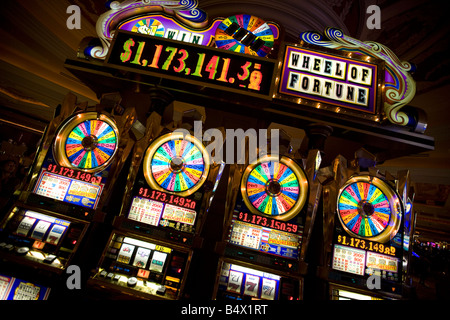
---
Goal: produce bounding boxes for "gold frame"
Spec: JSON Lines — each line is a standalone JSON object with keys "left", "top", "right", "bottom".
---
{"left": 53, "top": 112, "right": 120, "bottom": 173}
{"left": 240, "top": 155, "right": 309, "bottom": 221}
{"left": 142, "top": 131, "right": 210, "bottom": 197}
{"left": 336, "top": 175, "right": 402, "bottom": 243}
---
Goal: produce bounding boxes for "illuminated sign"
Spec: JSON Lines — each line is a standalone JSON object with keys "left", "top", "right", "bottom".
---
{"left": 106, "top": 30, "right": 277, "bottom": 99}
{"left": 33, "top": 165, "right": 104, "bottom": 210}
{"left": 118, "top": 14, "right": 223, "bottom": 46}
{"left": 332, "top": 244, "right": 366, "bottom": 276}
{"left": 336, "top": 234, "right": 396, "bottom": 256}
{"left": 278, "top": 45, "right": 382, "bottom": 115}
{"left": 366, "top": 251, "right": 399, "bottom": 273}
{"left": 228, "top": 211, "right": 303, "bottom": 259}
{"left": 127, "top": 187, "right": 199, "bottom": 233}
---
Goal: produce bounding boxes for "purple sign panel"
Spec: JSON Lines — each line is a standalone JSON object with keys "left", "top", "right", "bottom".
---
{"left": 279, "top": 45, "right": 381, "bottom": 115}
{"left": 119, "top": 14, "right": 223, "bottom": 47}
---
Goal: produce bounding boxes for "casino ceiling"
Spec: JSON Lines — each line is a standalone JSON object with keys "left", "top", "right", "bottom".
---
{"left": 1, "top": 0, "right": 449, "bottom": 241}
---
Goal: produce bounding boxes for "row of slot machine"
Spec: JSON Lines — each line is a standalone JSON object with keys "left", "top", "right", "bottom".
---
{"left": 0, "top": 92, "right": 415, "bottom": 301}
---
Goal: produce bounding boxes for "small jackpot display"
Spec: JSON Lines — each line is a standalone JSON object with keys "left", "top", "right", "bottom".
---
{"left": 26, "top": 111, "right": 122, "bottom": 219}
{"left": 88, "top": 232, "right": 190, "bottom": 300}
{"left": 226, "top": 155, "right": 308, "bottom": 262}
{"left": 328, "top": 174, "right": 405, "bottom": 296}
{"left": 106, "top": 30, "right": 278, "bottom": 100}
{"left": 119, "top": 131, "right": 213, "bottom": 242}
{"left": 0, "top": 206, "right": 88, "bottom": 273}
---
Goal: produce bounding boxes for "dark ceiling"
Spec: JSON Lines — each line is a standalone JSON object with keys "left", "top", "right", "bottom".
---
{"left": 0, "top": 0, "right": 449, "bottom": 241}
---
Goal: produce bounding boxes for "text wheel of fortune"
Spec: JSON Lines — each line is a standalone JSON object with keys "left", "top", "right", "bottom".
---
{"left": 143, "top": 132, "right": 210, "bottom": 197}
{"left": 241, "top": 155, "right": 309, "bottom": 221}
{"left": 337, "top": 175, "right": 403, "bottom": 243}
{"left": 53, "top": 112, "right": 119, "bottom": 173}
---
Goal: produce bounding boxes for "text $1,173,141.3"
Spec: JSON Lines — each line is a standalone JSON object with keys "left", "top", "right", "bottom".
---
{"left": 118, "top": 37, "right": 265, "bottom": 91}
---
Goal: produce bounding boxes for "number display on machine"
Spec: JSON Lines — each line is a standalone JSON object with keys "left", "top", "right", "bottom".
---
{"left": 106, "top": 31, "right": 277, "bottom": 99}
{"left": 228, "top": 211, "right": 303, "bottom": 259}
{"left": 33, "top": 168, "right": 103, "bottom": 209}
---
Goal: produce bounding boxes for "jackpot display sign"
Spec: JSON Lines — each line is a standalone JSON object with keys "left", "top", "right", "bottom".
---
{"left": 278, "top": 45, "right": 382, "bottom": 115}
{"left": 106, "top": 30, "right": 277, "bottom": 99}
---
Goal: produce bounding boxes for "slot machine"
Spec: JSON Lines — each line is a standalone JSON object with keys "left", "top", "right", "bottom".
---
{"left": 87, "top": 101, "right": 225, "bottom": 300}
{"left": 0, "top": 93, "right": 136, "bottom": 295}
{"left": 318, "top": 152, "right": 415, "bottom": 300}
{"left": 212, "top": 125, "right": 322, "bottom": 300}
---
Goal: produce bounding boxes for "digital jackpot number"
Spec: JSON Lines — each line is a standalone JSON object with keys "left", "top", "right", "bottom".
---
{"left": 337, "top": 234, "right": 396, "bottom": 256}
{"left": 110, "top": 33, "right": 272, "bottom": 95}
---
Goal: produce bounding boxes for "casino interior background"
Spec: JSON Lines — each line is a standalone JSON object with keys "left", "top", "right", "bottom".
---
{"left": 0, "top": 0, "right": 449, "bottom": 300}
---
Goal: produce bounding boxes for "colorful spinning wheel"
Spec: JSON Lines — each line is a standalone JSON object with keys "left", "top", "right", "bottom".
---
{"left": 54, "top": 112, "right": 119, "bottom": 173}
{"left": 143, "top": 132, "right": 210, "bottom": 196}
{"left": 131, "top": 18, "right": 165, "bottom": 37}
{"left": 241, "top": 155, "right": 308, "bottom": 221}
{"left": 337, "top": 175, "right": 402, "bottom": 243}
{"left": 215, "top": 14, "right": 275, "bottom": 57}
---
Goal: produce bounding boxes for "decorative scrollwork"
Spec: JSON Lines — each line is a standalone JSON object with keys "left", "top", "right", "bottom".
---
{"left": 83, "top": 0, "right": 208, "bottom": 60}
{"left": 299, "top": 27, "right": 417, "bottom": 126}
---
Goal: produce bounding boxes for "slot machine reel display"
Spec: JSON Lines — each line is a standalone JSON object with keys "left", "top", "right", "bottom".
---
{"left": 0, "top": 206, "right": 88, "bottom": 275}
{"left": 89, "top": 231, "right": 191, "bottom": 300}
{"left": 214, "top": 147, "right": 321, "bottom": 300}
{"left": 321, "top": 157, "right": 413, "bottom": 299}
{"left": 89, "top": 105, "right": 225, "bottom": 299}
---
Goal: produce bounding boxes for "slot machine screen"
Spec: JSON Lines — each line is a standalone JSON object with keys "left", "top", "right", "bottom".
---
{"left": 93, "top": 233, "right": 189, "bottom": 298}
{"left": 33, "top": 167, "right": 104, "bottom": 209}
{"left": 218, "top": 263, "right": 280, "bottom": 300}
{"left": 227, "top": 211, "right": 303, "bottom": 259}
{"left": 14, "top": 210, "right": 70, "bottom": 246}
{"left": 0, "top": 274, "right": 51, "bottom": 300}
{"left": 127, "top": 190, "right": 198, "bottom": 233}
